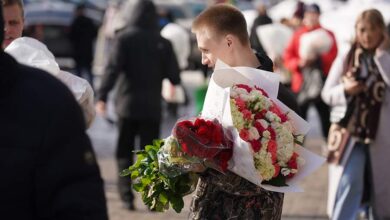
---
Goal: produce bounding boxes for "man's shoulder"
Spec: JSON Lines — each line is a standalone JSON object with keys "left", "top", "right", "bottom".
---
{"left": 15, "top": 63, "right": 75, "bottom": 106}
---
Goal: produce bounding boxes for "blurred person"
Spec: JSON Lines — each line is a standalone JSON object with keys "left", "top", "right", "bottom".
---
{"left": 190, "top": 4, "right": 299, "bottom": 219}
{"left": 322, "top": 9, "right": 390, "bottom": 220}
{"left": 290, "top": 1, "right": 305, "bottom": 30}
{"left": 283, "top": 3, "right": 338, "bottom": 138}
{"left": 5, "top": 37, "right": 95, "bottom": 127}
{"left": 159, "top": 10, "right": 190, "bottom": 117}
{"left": 95, "top": 0, "right": 181, "bottom": 210}
{"left": 1, "top": 0, "right": 23, "bottom": 48}
{"left": 2, "top": 0, "right": 96, "bottom": 127}
{"left": 0, "top": 4, "right": 108, "bottom": 219}
{"left": 69, "top": 3, "right": 98, "bottom": 88}
{"left": 249, "top": 1, "right": 272, "bottom": 55}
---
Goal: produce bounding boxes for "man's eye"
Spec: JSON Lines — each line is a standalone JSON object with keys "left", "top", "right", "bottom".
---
{"left": 9, "top": 21, "right": 20, "bottom": 26}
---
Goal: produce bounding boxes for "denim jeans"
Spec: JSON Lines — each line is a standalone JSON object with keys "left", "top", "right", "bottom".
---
{"left": 332, "top": 142, "right": 369, "bottom": 220}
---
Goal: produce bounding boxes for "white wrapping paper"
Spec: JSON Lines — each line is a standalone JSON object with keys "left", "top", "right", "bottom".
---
{"left": 201, "top": 60, "right": 325, "bottom": 192}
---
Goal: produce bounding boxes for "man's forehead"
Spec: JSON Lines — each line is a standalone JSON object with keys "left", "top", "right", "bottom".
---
{"left": 3, "top": 4, "right": 23, "bottom": 17}
{"left": 195, "top": 27, "right": 221, "bottom": 45}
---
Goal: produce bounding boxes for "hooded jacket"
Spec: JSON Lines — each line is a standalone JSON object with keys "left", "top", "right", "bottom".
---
{"left": 5, "top": 37, "right": 95, "bottom": 127}
{"left": 97, "top": 0, "right": 181, "bottom": 120}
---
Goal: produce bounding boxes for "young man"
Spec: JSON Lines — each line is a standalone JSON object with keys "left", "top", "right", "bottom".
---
{"left": 190, "top": 4, "right": 299, "bottom": 219}
{"left": 2, "top": 0, "right": 23, "bottom": 48}
{"left": 0, "top": 3, "right": 108, "bottom": 219}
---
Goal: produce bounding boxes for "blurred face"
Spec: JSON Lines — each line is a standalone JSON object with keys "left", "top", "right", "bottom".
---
{"left": 303, "top": 12, "right": 320, "bottom": 28}
{"left": 2, "top": 4, "right": 24, "bottom": 48}
{"left": 195, "top": 27, "right": 230, "bottom": 69}
{"left": 356, "top": 20, "right": 383, "bottom": 51}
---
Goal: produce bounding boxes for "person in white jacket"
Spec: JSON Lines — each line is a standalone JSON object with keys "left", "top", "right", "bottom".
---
{"left": 321, "top": 9, "right": 390, "bottom": 220}
{"left": 5, "top": 37, "right": 95, "bottom": 127}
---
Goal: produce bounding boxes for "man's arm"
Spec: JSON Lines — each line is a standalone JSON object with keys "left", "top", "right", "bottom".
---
{"left": 96, "top": 34, "right": 126, "bottom": 102}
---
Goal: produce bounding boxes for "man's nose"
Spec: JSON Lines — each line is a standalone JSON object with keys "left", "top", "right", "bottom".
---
{"left": 201, "top": 54, "right": 209, "bottom": 65}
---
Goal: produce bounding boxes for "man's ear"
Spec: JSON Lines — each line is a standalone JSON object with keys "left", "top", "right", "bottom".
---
{"left": 225, "top": 34, "right": 234, "bottom": 48}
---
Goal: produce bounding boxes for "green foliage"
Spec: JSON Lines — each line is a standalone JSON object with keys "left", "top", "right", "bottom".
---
{"left": 262, "top": 173, "right": 288, "bottom": 187}
{"left": 120, "top": 139, "right": 197, "bottom": 213}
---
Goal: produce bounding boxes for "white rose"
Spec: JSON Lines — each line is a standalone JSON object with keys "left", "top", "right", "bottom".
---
{"left": 281, "top": 168, "right": 291, "bottom": 176}
{"left": 248, "top": 126, "right": 260, "bottom": 140}
{"left": 257, "top": 119, "right": 269, "bottom": 129}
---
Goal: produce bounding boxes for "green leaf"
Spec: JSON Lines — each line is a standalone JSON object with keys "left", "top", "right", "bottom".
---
{"left": 141, "top": 177, "right": 152, "bottom": 186}
{"left": 170, "top": 195, "right": 184, "bottom": 213}
{"left": 159, "top": 191, "right": 168, "bottom": 205}
{"left": 130, "top": 170, "right": 140, "bottom": 179}
{"left": 119, "top": 168, "right": 131, "bottom": 177}
{"left": 262, "top": 174, "right": 288, "bottom": 187}
{"left": 133, "top": 182, "right": 145, "bottom": 192}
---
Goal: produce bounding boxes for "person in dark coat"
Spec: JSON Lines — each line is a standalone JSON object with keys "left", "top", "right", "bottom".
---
{"left": 190, "top": 5, "right": 299, "bottom": 219}
{"left": 249, "top": 2, "right": 272, "bottom": 55}
{"left": 0, "top": 4, "right": 108, "bottom": 219}
{"left": 69, "top": 3, "right": 98, "bottom": 87}
{"left": 95, "top": 0, "right": 181, "bottom": 210}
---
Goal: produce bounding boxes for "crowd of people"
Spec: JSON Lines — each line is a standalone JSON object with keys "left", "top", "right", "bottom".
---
{"left": 1, "top": 0, "right": 390, "bottom": 219}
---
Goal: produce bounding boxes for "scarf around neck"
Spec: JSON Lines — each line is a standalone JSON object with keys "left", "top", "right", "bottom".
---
{"left": 340, "top": 44, "right": 386, "bottom": 143}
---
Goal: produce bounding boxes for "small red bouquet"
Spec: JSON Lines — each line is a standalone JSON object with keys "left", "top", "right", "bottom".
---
{"left": 159, "top": 118, "right": 233, "bottom": 174}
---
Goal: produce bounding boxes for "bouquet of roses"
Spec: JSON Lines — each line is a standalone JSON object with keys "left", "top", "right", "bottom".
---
{"left": 121, "top": 118, "right": 233, "bottom": 212}
{"left": 201, "top": 60, "right": 325, "bottom": 192}
{"left": 230, "top": 84, "right": 304, "bottom": 186}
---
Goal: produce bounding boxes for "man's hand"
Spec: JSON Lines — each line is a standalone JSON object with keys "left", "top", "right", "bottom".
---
{"left": 95, "top": 101, "right": 107, "bottom": 116}
{"left": 343, "top": 76, "right": 366, "bottom": 96}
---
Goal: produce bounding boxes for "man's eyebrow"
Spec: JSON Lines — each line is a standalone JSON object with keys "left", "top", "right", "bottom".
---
{"left": 198, "top": 47, "right": 208, "bottom": 51}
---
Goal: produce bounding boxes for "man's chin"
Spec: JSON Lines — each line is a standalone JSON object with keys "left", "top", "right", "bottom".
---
{"left": 3, "top": 39, "right": 14, "bottom": 48}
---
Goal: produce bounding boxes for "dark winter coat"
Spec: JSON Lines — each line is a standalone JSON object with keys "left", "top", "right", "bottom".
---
{"left": 0, "top": 52, "right": 108, "bottom": 220}
{"left": 97, "top": 0, "right": 180, "bottom": 120}
{"left": 69, "top": 15, "right": 98, "bottom": 66}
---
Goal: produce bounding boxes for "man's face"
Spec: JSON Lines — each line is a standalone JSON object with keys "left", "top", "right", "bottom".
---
{"left": 195, "top": 28, "right": 230, "bottom": 69}
{"left": 2, "top": 4, "right": 24, "bottom": 48}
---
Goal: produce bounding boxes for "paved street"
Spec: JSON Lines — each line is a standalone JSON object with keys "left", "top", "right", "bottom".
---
{"left": 88, "top": 71, "right": 329, "bottom": 220}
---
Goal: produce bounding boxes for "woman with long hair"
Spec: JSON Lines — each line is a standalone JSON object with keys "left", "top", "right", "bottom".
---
{"left": 322, "top": 9, "right": 390, "bottom": 220}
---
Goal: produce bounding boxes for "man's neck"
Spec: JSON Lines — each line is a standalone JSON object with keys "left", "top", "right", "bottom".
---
{"left": 231, "top": 46, "right": 260, "bottom": 68}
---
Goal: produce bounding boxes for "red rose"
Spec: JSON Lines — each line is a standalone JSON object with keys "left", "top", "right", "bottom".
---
{"left": 273, "top": 164, "right": 281, "bottom": 178}
{"left": 174, "top": 119, "right": 226, "bottom": 159}
{"left": 287, "top": 152, "right": 299, "bottom": 178}
{"left": 255, "top": 86, "right": 269, "bottom": 97}
{"left": 242, "top": 109, "right": 252, "bottom": 120}
{"left": 250, "top": 140, "right": 261, "bottom": 152}
{"left": 267, "top": 127, "right": 276, "bottom": 140}
{"left": 236, "top": 84, "right": 252, "bottom": 93}
{"left": 254, "top": 109, "right": 267, "bottom": 120}
{"left": 288, "top": 153, "right": 298, "bottom": 170}
{"left": 267, "top": 140, "right": 277, "bottom": 163}
{"left": 269, "top": 101, "right": 288, "bottom": 123}
{"left": 215, "top": 148, "right": 233, "bottom": 171}
{"left": 254, "top": 121, "right": 265, "bottom": 134}
{"left": 235, "top": 98, "right": 246, "bottom": 111}
{"left": 239, "top": 129, "right": 250, "bottom": 141}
